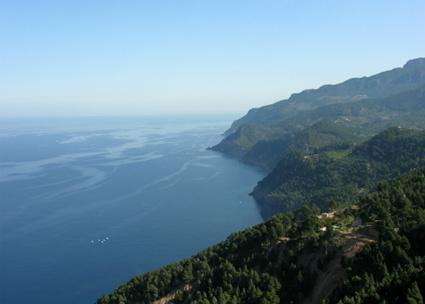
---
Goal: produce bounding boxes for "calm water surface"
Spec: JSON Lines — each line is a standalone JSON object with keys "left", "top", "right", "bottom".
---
{"left": 0, "top": 117, "right": 263, "bottom": 304}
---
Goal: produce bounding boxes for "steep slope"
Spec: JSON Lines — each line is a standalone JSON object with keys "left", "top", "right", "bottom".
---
{"left": 253, "top": 128, "right": 425, "bottom": 218}
{"left": 242, "top": 120, "right": 360, "bottom": 171}
{"left": 226, "top": 57, "right": 425, "bottom": 136}
{"left": 278, "top": 83, "right": 425, "bottom": 134}
{"left": 97, "top": 169, "right": 425, "bottom": 304}
{"left": 213, "top": 59, "right": 425, "bottom": 170}
{"left": 209, "top": 124, "right": 285, "bottom": 159}
{"left": 213, "top": 84, "right": 425, "bottom": 170}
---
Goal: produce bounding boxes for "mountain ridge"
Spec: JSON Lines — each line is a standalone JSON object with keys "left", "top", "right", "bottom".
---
{"left": 213, "top": 64, "right": 425, "bottom": 174}
{"left": 225, "top": 57, "right": 425, "bottom": 136}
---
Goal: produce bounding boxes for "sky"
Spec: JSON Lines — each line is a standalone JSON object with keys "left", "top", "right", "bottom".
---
{"left": 0, "top": 0, "right": 424, "bottom": 117}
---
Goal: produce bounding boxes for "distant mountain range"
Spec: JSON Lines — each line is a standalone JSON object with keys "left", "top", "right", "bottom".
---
{"left": 224, "top": 58, "right": 425, "bottom": 136}
{"left": 212, "top": 58, "right": 425, "bottom": 166}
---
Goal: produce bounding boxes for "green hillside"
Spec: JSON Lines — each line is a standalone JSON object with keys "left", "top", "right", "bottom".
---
{"left": 242, "top": 120, "right": 360, "bottom": 171}
{"left": 225, "top": 58, "right": 425, "bottom": 136}
{"left": 210, "top": 124, "right": 285, "bottom": 159}
{"left": 252, "top": 128, "right": 425, "bottom": 218}
{"left": 278, "top": 84, "right": 425, "bottom": 135}
{"left": 97, "top": 59, "right": 425, "bottom": 304}
{"left": 98, "top": 169, "right": 425, "bottom": 304}
{"left": 212, "top": 84, "right": 425, "bottom": 170}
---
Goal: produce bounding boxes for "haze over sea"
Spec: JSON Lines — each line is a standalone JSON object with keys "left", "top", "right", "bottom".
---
{"left": 0, "top": 116, "right": 263, "bottom": 304}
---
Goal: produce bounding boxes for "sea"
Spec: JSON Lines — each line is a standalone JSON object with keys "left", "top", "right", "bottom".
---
{"left": 0, "top": 116, "right": 263, "bottom": 304}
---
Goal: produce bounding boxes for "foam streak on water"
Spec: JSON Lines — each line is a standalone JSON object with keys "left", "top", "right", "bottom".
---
{"left": 0, "top": 117, "right": 263, "bottom": 304}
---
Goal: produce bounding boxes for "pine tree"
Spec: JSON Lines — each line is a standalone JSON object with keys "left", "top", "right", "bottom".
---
{"left": 407, "top": 282, "right": 424, "bottom": 304}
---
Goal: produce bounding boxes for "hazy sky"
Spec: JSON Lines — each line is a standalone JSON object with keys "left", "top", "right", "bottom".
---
{"left": 1, "top": 0, "right": 424, "bottom": 117}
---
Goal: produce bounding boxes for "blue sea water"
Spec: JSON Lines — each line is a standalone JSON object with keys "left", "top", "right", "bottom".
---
{"left": 0, "top": 116, "right": 263, "bottom": 304}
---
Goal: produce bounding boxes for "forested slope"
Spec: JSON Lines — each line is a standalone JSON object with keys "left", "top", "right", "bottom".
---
{"left": 242, "top": 120, "right": 360, "bottom": 171}
{"left": 253, "top": 128, "right": 425, "bottom": 218}
{"left": 97, "top": 59, "right": 425, "bottom": 304}
{"left": 212, "top": 84, "right": 425, "bottom": 169}
{"left": 225, "top": 57, "right": 425, "bottom": 136}
{"left": 98, "top": 169, "right": 425, "bottom": 304}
